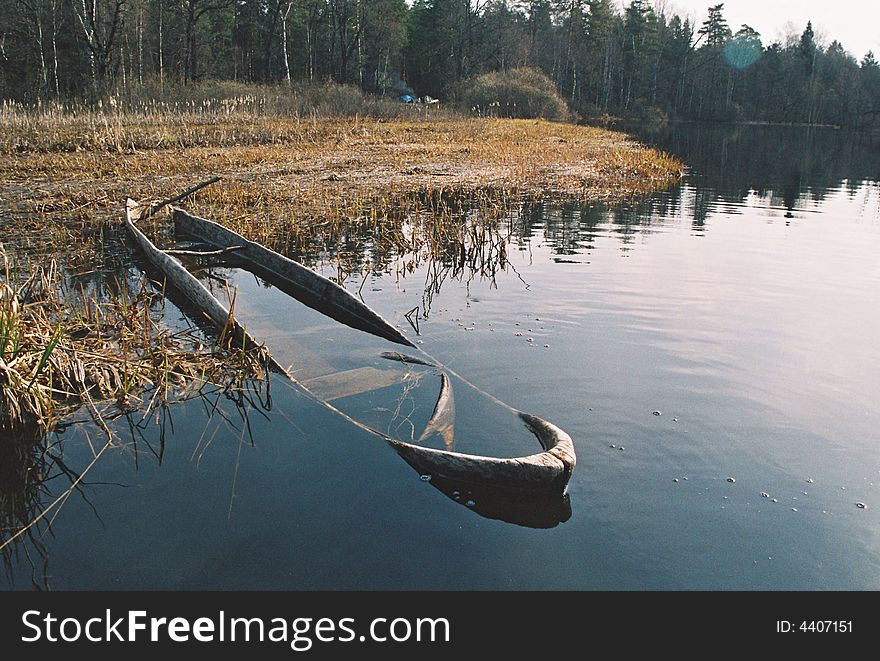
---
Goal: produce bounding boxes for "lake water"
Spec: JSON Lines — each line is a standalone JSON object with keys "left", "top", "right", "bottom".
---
{"left": 3, "top": 124, "right": 879, "bottom": 590}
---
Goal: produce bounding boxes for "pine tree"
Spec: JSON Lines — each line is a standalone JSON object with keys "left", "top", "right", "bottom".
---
{"left": 698, "top": 3, "right": 730, "bottom": 48}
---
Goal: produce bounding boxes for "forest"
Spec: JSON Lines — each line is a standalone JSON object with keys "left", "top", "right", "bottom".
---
{"left": 1, "top": 1, "right": 879, "bottom": 126}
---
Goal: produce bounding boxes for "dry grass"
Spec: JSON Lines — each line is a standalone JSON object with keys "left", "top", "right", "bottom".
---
{"left": 0, "top": 102, "right": 683, "bottom": 426}
{"left": 0, "top": 113, "right": 681, "bottom": 193}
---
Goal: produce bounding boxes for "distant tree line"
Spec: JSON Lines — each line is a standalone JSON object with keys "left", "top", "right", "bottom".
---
{"left": 1, "top": 1, "right": 878, "bottom": 126}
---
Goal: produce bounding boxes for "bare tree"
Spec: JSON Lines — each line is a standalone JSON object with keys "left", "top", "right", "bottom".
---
{"left": 16, "top": 0, "right": 50, "bottom": 96}
{"left": 50, "top": 0, "right": 60, "bottom": 96}
{"left": 69, "top": 0, "right": 126, "bottom": 94}
{"left": 281, "top": 0, "right": 294, "bottom": 86}
{"left": 158, "top": 0, "right": 164, "bottom": 88}
{"left": 175, "top": 0, "right": 234, "bottom": 82}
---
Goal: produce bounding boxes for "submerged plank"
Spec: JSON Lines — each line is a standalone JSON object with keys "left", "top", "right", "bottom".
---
{"left": 419, "top": 373, "right": 455, "bottom": 451}
{"left": 246, "top": 332, "right": 336, "bottom": 381}
{"left": 301, "top": 366, "right": 405, "bottom": 402}
{"left": 380, "top": 351, "right": 440, "bottom": 368}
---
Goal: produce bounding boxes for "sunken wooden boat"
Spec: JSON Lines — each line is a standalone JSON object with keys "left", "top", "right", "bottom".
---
{"left": 124, "top": 200, "right": 576, "bottom": 499}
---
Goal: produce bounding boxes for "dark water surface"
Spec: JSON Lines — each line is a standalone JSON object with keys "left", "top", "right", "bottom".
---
{"left": 4, "top": 124, "right": 879, "bottom": 590}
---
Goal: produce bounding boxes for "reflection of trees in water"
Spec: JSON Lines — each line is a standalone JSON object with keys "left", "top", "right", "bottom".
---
{"left": 487, "top": 125, "right": 879, "bottom": 259}
{"left": 169, "top": 126, "right": 878, "bottom": 304}
{"left": 633, "top": 124, "right": 880, "bottom": 211}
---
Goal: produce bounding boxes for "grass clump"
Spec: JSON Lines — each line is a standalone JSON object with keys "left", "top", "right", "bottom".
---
{"left": 455, "top": 68, "right": 572, "bottom": 121}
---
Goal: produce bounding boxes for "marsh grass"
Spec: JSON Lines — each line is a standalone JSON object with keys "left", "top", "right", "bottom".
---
{"left": 0, "top": 97, "right": 682, "bottom": 229}
{"left": 0, "top": 243, "right": 270, "bottom": 437}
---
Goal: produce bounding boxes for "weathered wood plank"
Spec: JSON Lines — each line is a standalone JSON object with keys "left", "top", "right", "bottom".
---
{"left": 388, "top": 413, "right": 576, "bottom": 495}
{"left": 172, "top": 208, "right": 414, "bottom": 347}
{"left": 250, "top": 332, "right": 336, "bottom": 380}
{"left": 124, "top": 199, "right": 290, "bottom": 378}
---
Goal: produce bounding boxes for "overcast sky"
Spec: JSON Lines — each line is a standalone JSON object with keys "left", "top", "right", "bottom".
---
{"left": 655, "top": 0, "right": 879, "bottom": 59}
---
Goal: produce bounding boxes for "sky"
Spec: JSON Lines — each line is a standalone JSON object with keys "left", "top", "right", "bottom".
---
{"left": 656, "top": 0, "right": 879, "bottom": 59}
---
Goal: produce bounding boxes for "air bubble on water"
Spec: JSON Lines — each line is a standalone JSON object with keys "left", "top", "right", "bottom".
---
{"left": 420, "top": 474, "right": 432, "bottom": 482}
{"left": 466, "top": 499, "right": 476, "bottom": 507}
